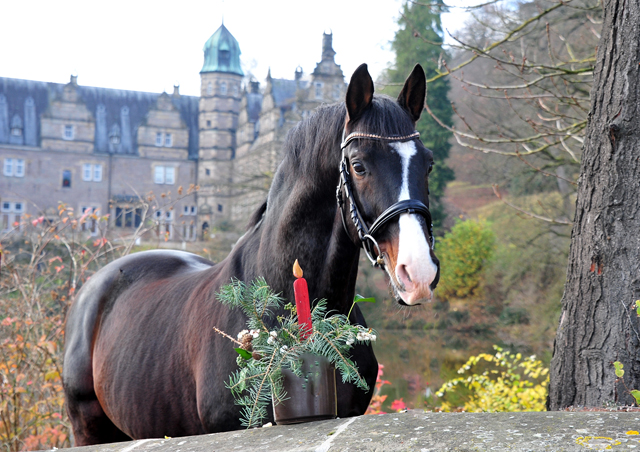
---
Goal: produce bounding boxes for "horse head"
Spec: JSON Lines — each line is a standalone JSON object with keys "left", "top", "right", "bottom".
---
{"left": 339, "top": 63, "right": 440, "bottom": 305}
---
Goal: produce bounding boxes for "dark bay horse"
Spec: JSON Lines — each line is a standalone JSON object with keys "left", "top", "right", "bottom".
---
{"left": 63, "top": 63, "right": 440, "bottom": 445}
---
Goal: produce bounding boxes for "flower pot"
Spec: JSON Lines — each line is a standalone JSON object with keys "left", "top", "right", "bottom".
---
{"left": 273, "top": 353, "right": 337, "bottom": 424}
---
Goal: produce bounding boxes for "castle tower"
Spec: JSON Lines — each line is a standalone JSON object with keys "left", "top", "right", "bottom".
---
{"left": 302, "top": 32, "right": 345, "bottom": 111}
{"left": 197, "top": 23, "right": 243, "bottom": 232}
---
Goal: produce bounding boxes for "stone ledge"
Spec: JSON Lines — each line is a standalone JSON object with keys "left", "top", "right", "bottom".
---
{"left": 61, "top": 410, "right": 640, "bottom": 451}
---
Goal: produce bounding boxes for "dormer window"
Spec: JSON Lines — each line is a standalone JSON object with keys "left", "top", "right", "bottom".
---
{"left": 155, "top": 132, "right": 163, "bottom": 147}
{"left": 315, "top": 82, "right": 324, "bottom": 100}
{"left": 10, "top": 115, "right": 23, "bottom": 137}
{"left": 63, "top": 125, "right": 74, "bottom": 140}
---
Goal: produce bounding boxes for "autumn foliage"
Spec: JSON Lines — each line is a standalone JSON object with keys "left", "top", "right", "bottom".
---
{"left": 1, "top": 204, "right": 115, "bottom": 450}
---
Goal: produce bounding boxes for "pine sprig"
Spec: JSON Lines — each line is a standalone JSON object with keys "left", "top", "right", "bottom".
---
{"left": 214, "top": 278, "right": 377, "bottom": 428}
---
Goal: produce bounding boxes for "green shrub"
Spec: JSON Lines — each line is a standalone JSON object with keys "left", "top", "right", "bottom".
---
{"left": 437, "top": 219, "right": 496, "bottom": 299}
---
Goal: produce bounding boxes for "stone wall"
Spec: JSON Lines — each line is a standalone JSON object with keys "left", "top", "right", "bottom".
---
{"left": 61, "top": 410, "right": 640, "bottom": 452}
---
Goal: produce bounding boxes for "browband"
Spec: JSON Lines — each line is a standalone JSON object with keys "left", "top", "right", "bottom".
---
{"left": 340, "top": 131, "right": 420, "bottom": 150}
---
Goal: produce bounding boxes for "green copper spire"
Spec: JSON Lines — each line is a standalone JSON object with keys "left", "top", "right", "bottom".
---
{"left": 201, "top": 24, "right": 243, "bottom": 75}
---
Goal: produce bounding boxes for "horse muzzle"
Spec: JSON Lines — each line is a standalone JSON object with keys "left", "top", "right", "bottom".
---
{"left": 380, "top": 213, "right": 439, "bottom": 306}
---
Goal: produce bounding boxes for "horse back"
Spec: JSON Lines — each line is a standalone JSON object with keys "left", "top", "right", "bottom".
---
{"left": 63, "top": 250, "right": 219, "bottom": 440}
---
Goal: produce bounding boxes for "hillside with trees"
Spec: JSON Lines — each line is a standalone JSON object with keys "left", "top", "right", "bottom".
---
{"left": 357, "top": 0, "right": 607, "bottom": 411}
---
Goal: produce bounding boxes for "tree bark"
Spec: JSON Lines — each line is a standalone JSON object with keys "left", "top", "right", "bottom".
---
{"left": 548, "top": 0, "right": 640, "bottom": 410}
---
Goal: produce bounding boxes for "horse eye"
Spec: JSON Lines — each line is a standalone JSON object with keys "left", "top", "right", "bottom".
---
{"left": 428, "top": 163, "right": 434, "bottom": 174}
{"left": 352, "top": 161, "right": 366, "bottom": 175}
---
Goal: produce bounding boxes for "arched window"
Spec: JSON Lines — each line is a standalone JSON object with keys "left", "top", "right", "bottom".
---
{"left": 220, "top": 81, "right": 227, "bottom": 96}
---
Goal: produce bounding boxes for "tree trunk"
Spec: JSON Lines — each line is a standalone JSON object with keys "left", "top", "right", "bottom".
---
{"left": 548, "top": 1, "right": 640, "bottom": 410}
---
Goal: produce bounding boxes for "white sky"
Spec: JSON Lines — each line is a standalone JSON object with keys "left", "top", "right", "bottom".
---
{"left": 0, "top": 0, "right": 471, "bottom": 97}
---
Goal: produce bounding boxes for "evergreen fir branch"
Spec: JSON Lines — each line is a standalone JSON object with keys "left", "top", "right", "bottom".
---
{"left": 217, "top": 279, "right": 376, "bottom": 427}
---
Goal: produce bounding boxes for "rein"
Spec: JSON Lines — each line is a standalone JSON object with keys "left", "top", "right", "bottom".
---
{"left": 336, "top": 130, "right": 435, "bottom": 267}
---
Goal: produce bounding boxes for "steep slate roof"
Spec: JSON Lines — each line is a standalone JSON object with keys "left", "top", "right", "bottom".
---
{"left": 0, "top": 77, "right": 200, "bottom": 159}
{"left": 270, "top": 78, "right": 309, "bottom": 110}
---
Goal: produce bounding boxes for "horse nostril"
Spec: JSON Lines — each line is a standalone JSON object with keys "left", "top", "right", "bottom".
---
{"left": 396, "top": 264, "right": 413, "bottom": 292}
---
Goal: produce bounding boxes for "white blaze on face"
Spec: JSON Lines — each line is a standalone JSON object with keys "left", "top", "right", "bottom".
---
{"left": 389, "top": 141, "right": 439, "bottom": 304}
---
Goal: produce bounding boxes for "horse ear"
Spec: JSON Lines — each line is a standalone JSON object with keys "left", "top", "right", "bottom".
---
{"left": 345, "top": 63, "right": 374, "bottom": 124}
{"left": 397, "top": 64, "right": 426, "bottom": 123}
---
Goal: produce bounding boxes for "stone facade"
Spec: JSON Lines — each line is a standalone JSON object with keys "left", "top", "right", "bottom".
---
{"left": 0, "top": 26, "right": 345, "bottom": 241}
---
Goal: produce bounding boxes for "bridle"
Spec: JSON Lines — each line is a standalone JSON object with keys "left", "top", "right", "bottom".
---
{"left": 336, "top": 130, "right": 435, "bottom": 268}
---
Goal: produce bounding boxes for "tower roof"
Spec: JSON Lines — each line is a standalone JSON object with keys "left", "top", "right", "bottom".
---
{"left": 201, "top": 24, "right": 243, "bottom": 76}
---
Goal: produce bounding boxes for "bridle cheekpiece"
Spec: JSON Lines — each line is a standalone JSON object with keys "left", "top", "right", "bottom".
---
{"left": 336, "top": 130, "right": 435, "bottom": 268}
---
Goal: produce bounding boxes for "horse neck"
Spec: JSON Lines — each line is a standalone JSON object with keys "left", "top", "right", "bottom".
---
{"left": 256, "top": 144, "right": 361, "bottom": 316}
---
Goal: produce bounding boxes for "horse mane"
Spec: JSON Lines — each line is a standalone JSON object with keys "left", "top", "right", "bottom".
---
{"left": 284, "top": 94, "right": 417, "bottom": 174}
{"left": 245, "top": 201, "right": 267, "bottom": 231}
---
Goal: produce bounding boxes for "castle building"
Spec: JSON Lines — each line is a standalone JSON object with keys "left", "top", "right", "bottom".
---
{"left": 0, "top": 25, "right": 345, "bottom": 241}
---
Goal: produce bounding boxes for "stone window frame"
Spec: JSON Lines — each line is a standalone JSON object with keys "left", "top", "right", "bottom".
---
{"left": 114, "top": 206, "right": 143, "bottom": 229}
{"left": 164, "top": 133, "right": 173, "bottom": 147}
{"left": 182, "top": 205, "right": 197, "bottom": 216}
{"left": 155, "top": 132, "right": 163, "bottom": 147}
{"left": 165, "top": 166, "right": 175, "bottom": 184}
{"left": 220, "top": 81, "right": 228, "bottom": 96}
{"left": 1, "top": 200, "right": 25, "bottom": 232}
{"left": 79, "top": 205, "right": 101, "bottom": 236}
{"left": 154, "top": 209, "right": 174, "bottom": 239}
{"left": 153, "top": 165, "right": 176, "bottom": 185}
{"left": 63, "top": 125, "right": 74, "bottom": 141}
{"left": 154, "top": 166, "right": 165, "bottom": 184}
{"left": 62, "top": 170, "right": 72, "bottom": 188}
{"left": 315, "top": 82, "right": 324, "bottom": 100}
{"left": 94, "top": 164, "right": 103, "bottom": 182}
{"left": 3, "top": 158, "right": 25, "bottom": 177}
{"left": 82, "top": 163, "right": 103, "bottom": 182}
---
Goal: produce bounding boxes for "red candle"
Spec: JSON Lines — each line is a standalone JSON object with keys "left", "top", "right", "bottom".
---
{"left": 293, "top": 259, "right": 312, "bottom": 339}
